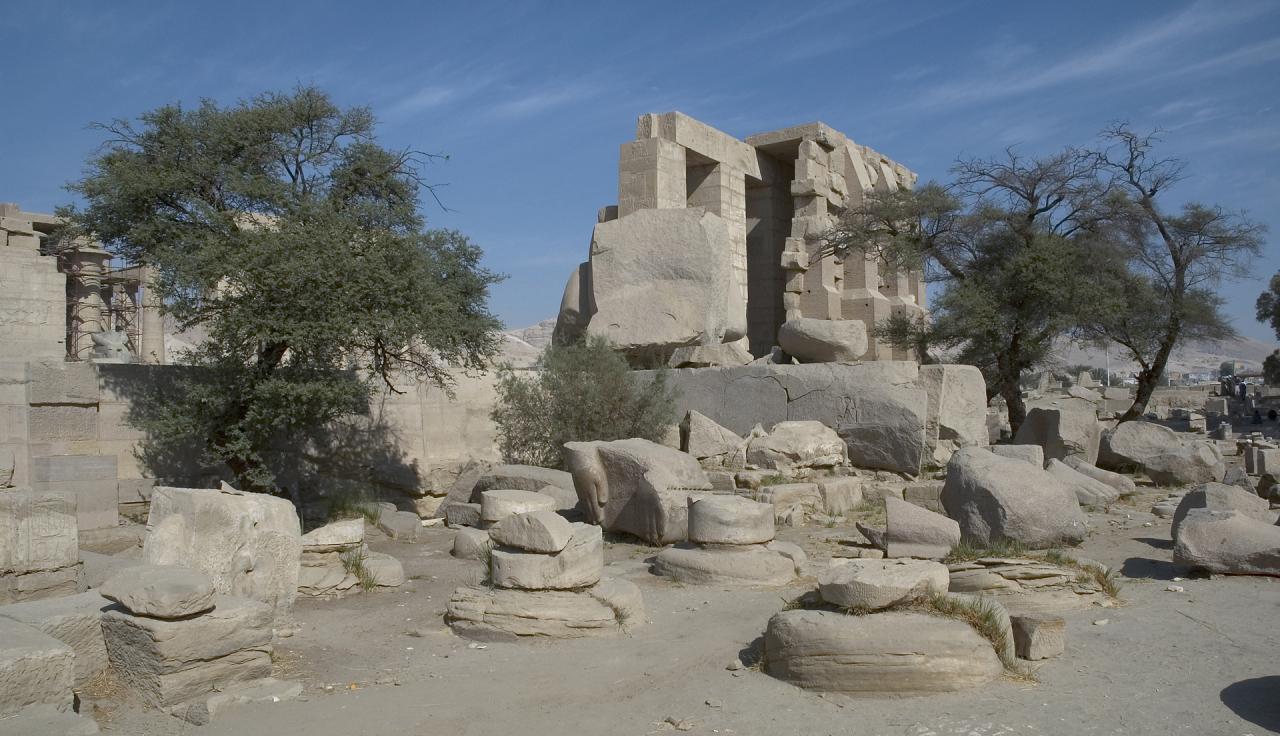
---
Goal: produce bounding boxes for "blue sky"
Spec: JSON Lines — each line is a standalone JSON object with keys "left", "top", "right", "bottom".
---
{"left": 3, "top": 0, "right": 1278, "bottom": 340}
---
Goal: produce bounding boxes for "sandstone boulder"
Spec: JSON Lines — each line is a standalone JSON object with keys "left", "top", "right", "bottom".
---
{"left": 473, "top": 465, "right": 578, "bottom": 511}
{"left": 668, "top": 340, "right": 753, "bottom": 368}
{"left": 299, "top": 519, "right": 363, "bottom": 552}
{"left": 451, "top": 527, "right": 494, "bottom": 561}
{"left": 143, "top": 487, "right": 301, "bottom": 615}
{"left": 817, "top": 558, "right": 949, "bottom": 610}
{"left": 564, "top": 438, "right": 712, "bottom": 544}
{"left": 918, "top": 364, "right": 990, "bottom": 465}
{"left": 1045, "top": 459, "right": 1121, "bottom": 506}
{"left": 990, "top": 445, "right": 1044, "bottom": 467}
{"left": 1100, "top": 421, "right": 1225, "bottom": 486}
{"left": 1063, "top": 455, "right": 1136, "bottom": 496}
{"left": 652, "top": 544, "right": 798, "bottom": 586}
{"left": 750, "top": 483, "right": 822, "bottom": 527}
{"left": 746, "top": 420, "right": 847, "bottom": 472}
{"left": 883, "top": 495, "right": 960, "bottom": 559}
{"left": 0, "top": 592, "right": 111, "bottom": 687}
{"left": 948, "top": 557, "right": 1110, "bottom": 614}
{"left": 941, "top": 448, "right": 1086, "bottom": 548}
{"left": 446, "top": 577, "right": 643, "bottom": 641}
{"left": 490, "top": 510, "right": 575, "bottom": 554}
{"left": 479, "top": 489, "right": 557, "bottom": 524}
{"left": 687, "top": 496, "right": 774, "bottom": 545}
{"left": 680, "top": 410, "right": 746, "bottom": 468}
{"left": 777, "top": 318, "right": 868, "bottom": 363}
{"left": 490, "top": 524, "right": 603, "bottom": 590}
{"left": 763, "top": 610, "right": 1003, "bottom": 694}
{"left": 0, "top": 488, "right": 81, "bottom": 605}
{"left": 1173, "top": 509, "right": 1280, "bottom": 576}
{"left": 0, "top": 617, "right": 74, "bottom": 717}
{"left": 1012, "top": 398, "right": 1102, "bottom": 464}
{"left": 1170, "top": 482, "right": 1272, "bottom": 540}
{"left": 99, "top": 565, "right": 215, "bottom": 620}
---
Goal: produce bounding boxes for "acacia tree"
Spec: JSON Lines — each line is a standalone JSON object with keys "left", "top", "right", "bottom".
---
{"left": 1257, "top": 272, "right": 1280, "bottom": 338}
{"left": 818, "top": 149, "right": 1114, "bottom": 433}
{"left": 62, "top": 87, "right": 502, "bottom": 494}
{"left": 1080, "top": 125, "right": 1265, "bottom": 421}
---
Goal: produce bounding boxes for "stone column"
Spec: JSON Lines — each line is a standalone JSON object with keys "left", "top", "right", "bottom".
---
{"left": 69, "top": 246, "right": 110, "bottom": 360}
{"left": 140, "top": 266, "right": 165, "bottom": 364}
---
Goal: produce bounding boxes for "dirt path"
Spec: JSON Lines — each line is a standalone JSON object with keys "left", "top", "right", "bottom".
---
{"left": 93, "top": 501, "right": 1280, "bottom": 736}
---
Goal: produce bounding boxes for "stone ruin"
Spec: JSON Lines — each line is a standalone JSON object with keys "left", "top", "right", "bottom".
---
{"left": 553, "top": 112, "right": 926, "bottom": 366}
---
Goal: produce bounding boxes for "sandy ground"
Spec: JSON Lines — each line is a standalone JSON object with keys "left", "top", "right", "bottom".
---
{"left": 87, "top": 494, "right": 1280, "bottom": 736}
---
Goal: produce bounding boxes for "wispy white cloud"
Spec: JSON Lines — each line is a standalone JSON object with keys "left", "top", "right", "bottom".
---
{"left": 490, "top": 82, "right": 601, "bottom": 119}
{"left": 1173, "top": 35, "right": 1280, "bottom": 76}
{"left": 909, "top": 1, "right": 1272, "bottom": 110}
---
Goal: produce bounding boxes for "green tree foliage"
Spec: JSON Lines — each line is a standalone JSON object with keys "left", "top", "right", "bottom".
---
{"left": 62, "top": 87, "right": 502, "bottom": 493}
{"left": 1078, "top": 125, "right": 1265, "bottom": 422}
{"left": 492, "top": 336, "right": 677, "bottom": 468}
{"left": 1257, "top": 272, "right": 1280, "bottom": 339}
{"left": 818, "top": 150, "right": 1115, "bottom": 433}
{"left": 1264, "top": 351, "right": 1280, "bottom": 386}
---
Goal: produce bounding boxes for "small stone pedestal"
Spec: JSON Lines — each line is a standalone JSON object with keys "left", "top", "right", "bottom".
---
{"left": 652, "top": 496, "right": 805, "bottom": 585}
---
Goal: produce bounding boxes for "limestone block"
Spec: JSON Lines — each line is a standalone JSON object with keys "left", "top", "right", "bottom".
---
{"left": 652, "top": 543, "right": 796, "bottom": 585}
{"left": 817, "top": 558, "right": 949, "bottom": 610}
{"left": 1012, "top": 398, "right": 1101, "bottom": 464}
{"left": 584, "top": 209, "right": 747, "bottom": 361}
{"left": 746, "top": 420, "right": 846, "bottom": 472}
{"left": 1170, "top": 483, "right": 1272, "bottom": 541}
{"left": 489, "top": 510, "right": 575, "bottom": 553}
{"left": 376, "top": 509, "right": 422, "bottom": 542}
{"left": 883, "top": 496, "right": 960, "bottom": 559}
{"left": 179, "top": 677, "right": 303, "bottom": 726}
{"left": 564, "top": 438, "right": 712, "bottom": 545}
{"left": 100, "top": 595, "right": 273, "bottom": 708}
{"left": 1063, "top": 456, "right": 1136, "bottom": 496}
{"left": 941, "top": 448, "right": 1087, "bottom": 548}
{"left": 489, "top": 523, "right": 603, "bottom": 590}
{"left": 816, "top": 477, "right": 863, "bottom": 516}
{"left": 363, "top": 551, "right": 406, "bottom": 588}
{"left": 451, "top": 527, "right": 494, "bottom": 561}
{"left": 918, "top": 365, "right": 990, "bottom": 465}
{"left": 0, "top": 617, "right": 74, "bottom": 717}
{"left": 763, "top": 610, "right": 1002, "bottom": 694}
{"left": 687, "top": 496, "right": 774, "bottom": 545}
{"left": 472, "top": 465, "right": 576, "bottom": 501}
{"left": 27, "top": 406, "right": 98, "bottom": 443}
{"left": 680, "top": 410, "right": 746, "bottom": 468}
{"left": 31, "top": 455, "right": 119, "bottom": 531}
{"left": 902, "top": 481, "right": 945, "bottom": 513}
{"left": 1045, "top": 459, "right": 1121, "bottom": 506}
{"left": 446, "top": 581, "right": 637, "bottom": 641}
{"left": 0, "top": 488, "right": 79, "bottom": 587}
{"left": 0, "top": 592, "right": 110, "bottom": 687}
{"left": 776, "top": 318, "right": 868, "bottom": 362}
{"left": 1100, "top": 421, "right": 1225, "bottom": 485}
{"left": 479, "top": 489, "right": 557, "bottom": 524}
{"left": 1173, "top": 509, "right": 1280, "bottom": 575}
{"left": 300, "top": 519, "right": 364, "bottom": 552}
{"left": 444, "top": 502, "right": 482, "bottom": 527}
{"left": 26, "top": 362, "right": 98, "bottom": 406}
{"left": 99, "top": 565, "right": 216, "bottom": 619}
{"left": 750, "top": 483, "right": 822, "bottom": 527}
{"left": 1011, "top": 614, "right": 1065, "bottom": 660}
{"left": 142, "top": 487, "right": 301, "bottom": 615}
{"left": 668, "top": 341, "right": 753, "bottom": 368}
{"left": 947, "top": 558, "right": 1110, "bottom": 614}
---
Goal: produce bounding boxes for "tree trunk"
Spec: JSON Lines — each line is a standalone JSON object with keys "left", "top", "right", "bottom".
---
{"left": 1001, "top": 377, "right": 1027, "bottom": 438}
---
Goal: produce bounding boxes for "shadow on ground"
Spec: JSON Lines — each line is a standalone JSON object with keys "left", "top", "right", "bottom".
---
{"left": 1121, "top": 557, "right": 1183, "bottom": 580}
{"left": 1220, "top": 676, "right": 1280, "bottom": 733}
{"left": 1134, "top": 537, "right": 1173, "bottom": 551}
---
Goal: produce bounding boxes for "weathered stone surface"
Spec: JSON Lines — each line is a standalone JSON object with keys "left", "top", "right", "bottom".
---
{"left": 680, "top": 410, "right": 746, "bottom": 468}
{"left": 1173, "top": 509, "right": 1280, "bottom": 576}
{"left": 941, "top": 448, "right": 1086, "bottom": 548}
{"left": 451, "top": 527, "right": 494, "bottom": 562}
{"left": 990, "top": 444, "right": 1044, "bottom": 467}
{"left": 639, "top": 363, "right": 929, "bottom": 475}
{"left": 668, "top": 341, "right": 753, "bottom": 369}
{"left": 179, "top": 677, "right": 303, "bottom": 726}
{"left": 472, "top": 465, "right": 577, "bottom": 512}
{"left": 1100, "top": 421, "right": 1225, "bottom": 486}
{"left": 0, "top": 704, "right": 100, "bottom": 734}
{"left": 444, "top": 502, "right": 481, "bottom": 527}
{"left": 1012, "top": 398, "right": 1102, "bottom": 464}
{"left": 564, "top": 438, "right": 712, "bottom": 545}
{"left": 1063, "top": 455, "right": 1137, "bottom": 496}
{"left": 363, "top": 551, "right": 406, "bottom": 588}
{"left": 751, "top": 483, "right": 822, "bottom": 527}
{"left": 446, "top": 578, "right": 641, "bottom": 640}
{"left": 763, "top": 610, "right": 1003, "bottom": 694}
{"left": 777, "top": 318, "right": 868, "bottom": 363}
{"left": 479, "top": 489, "right": 557, "bottom": 524}
{"left": 99, "top": 565, "right": 216, "bottom": 619}
{"left": 816, "top": 477, "right": 863, "bottom": 516}
{"left": 376, "top": 509, "right": 422, "bottom": 542}
{"left": 883, "top": 495, "right": 960, "bottom": 559}
{"left": 490, "top": 510, "right": 575, "bottom": 553}
{"left": 903, "top": 481, "right": 946, "bottom": 513}
{"left": 817, "top": 558, "right": 949, "bottom": 610}
{"left": 300, "top": 519, "right": 364, "bottom": 552}
{"left": 746, "top": 421, "right": 846, "bottom": 472}
{"left": 490, "top": 524, "right": 603, "bottom": 590}
{"left": 1011, "top": 613, "right": 1065, "bottom": 660}
{"left": 947, "top": 557, "right": 1110, "bottom": 614}
{"left": 296, "top": 557, "right": 358, "bottom": 600}
{"left": 1170, "top": 482, "right": 1272, "bottom": 540}
{"left": 652, "top": 543, "right": 798, "bottom": 585}
{"left": 0, "top": 617, "right": 74, "bottom": 717}
{"left": 0, "top": 488, "right": 79, "bottom": 582}
{"left": 1045, "top": 459, "right": 1121, "bottom": 506}
{"left": 687, "top": 496, "right": 774, "bottom": 545}
{"left": 100, "top": 595, "right": 273, "bottom": 708}
{"left": 578, "top": 208, "right": 747, "bottom": 361}
{"left": 918, "top": 364, "right": 990, "bottom": 465}
{"left": 143, "top": 487, "right": 301, "bottom": 615}
{"left": 0, "top": 592, "right": 110, "bottom": 687}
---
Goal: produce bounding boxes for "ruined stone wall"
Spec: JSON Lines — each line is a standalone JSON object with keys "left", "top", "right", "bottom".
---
{"left": 0, "top": 360, "right": 501, "bottom": 531}
{"left": 0, "top": 210, "right": 66, "bottom": 361}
